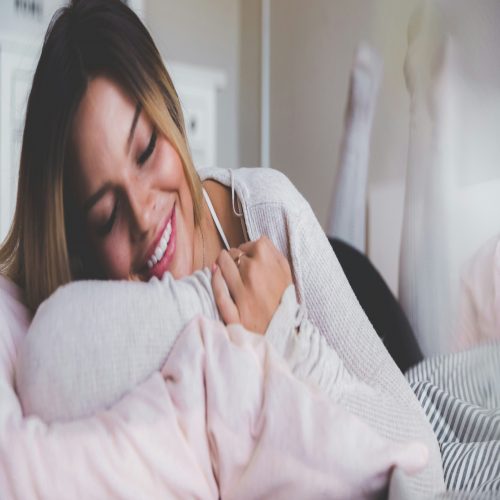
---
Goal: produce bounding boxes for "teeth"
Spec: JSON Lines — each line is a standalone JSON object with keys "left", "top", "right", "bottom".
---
{"left": 147, "top": 220, "right": 172, "bottom": 269}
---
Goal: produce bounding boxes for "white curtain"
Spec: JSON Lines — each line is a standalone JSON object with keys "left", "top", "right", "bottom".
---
{"left": 326, "top": 43, "right": 382, "bottom": 254}
{"left": 399, "top": 0, "right": 500, "bottom": 355}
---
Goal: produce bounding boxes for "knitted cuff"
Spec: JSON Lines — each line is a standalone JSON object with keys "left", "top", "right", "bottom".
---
{"left": 265, "top": 285, "right": 300, "bottom": 356}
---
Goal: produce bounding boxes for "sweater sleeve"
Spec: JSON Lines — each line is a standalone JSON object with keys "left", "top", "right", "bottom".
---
{"left": 277, "top": 184, "right": 446, "bottom": 495}
{"left": 15, "top": 269, "right": 219, "bottom": 422}
{"left": 235, "top": 166, "right": 445, "bottom": 495}
{"left": 265, "top": 285, "right": 354, "bottom": 403}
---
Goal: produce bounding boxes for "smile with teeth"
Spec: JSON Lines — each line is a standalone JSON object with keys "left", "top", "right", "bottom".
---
{"left": 147, "top": 220, "right": 172, "bottom": 269}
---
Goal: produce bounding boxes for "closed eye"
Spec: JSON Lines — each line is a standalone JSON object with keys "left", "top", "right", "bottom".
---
{"left": 97, "top": 201, "right": 119, "bottom": 237}
{"left": 137, "top": 129, "right": 157, "bottom": 165}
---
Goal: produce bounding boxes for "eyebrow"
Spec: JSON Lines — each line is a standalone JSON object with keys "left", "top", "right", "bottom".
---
{"left": 83, "top": 102, "right": 142, "bottom": 215}
{"left": 127, "top": 102, "right": 142, "bottom": 151}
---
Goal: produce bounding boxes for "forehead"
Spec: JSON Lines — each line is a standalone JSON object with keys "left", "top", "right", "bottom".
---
{"left": 73, "top": 76, "right": 135, "bottom": 161}
{"left": 71, "top": 76, "right": 136, "bottom": 197}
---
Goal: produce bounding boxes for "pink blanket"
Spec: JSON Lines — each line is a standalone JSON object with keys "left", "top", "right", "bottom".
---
{"left": 456, "top": 234, "right": 500, "bottom": 350}
{"left": 0, "top": 277, "right": 427, "bottom": 498}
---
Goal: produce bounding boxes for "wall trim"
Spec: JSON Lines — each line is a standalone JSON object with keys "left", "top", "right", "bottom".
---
{"left": 261, "top": 0, "right": 270, "bottom": 168}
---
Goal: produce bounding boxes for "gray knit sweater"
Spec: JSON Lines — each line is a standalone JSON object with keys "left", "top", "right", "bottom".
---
{"left": 17, "top": 167, "right": 445, "bottom": 496}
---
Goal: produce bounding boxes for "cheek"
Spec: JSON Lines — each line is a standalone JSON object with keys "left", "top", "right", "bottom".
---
{"left": 157, "top": 140, "right": 197, "bottom": 275}
{"left": 94, "top": 232, "right": 132, "bottom": 279}
{"left": 156, "top": 140, "right": 185, "bottom": 188}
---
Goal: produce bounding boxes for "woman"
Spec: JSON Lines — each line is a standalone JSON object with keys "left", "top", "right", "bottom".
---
{"left": 3, "top": 0, "right": 445, "bottom": 496}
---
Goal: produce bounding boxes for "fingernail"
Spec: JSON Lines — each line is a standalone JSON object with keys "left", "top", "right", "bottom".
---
{"left": 212, "top": 263, "right": 218, "bottom": 273}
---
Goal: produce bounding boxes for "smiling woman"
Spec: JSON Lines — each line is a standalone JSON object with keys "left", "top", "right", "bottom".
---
{"left": 70, "top": 76, "right": 198, "bottom": 281}
{"left": 0, "top": 0, "right": 203, "bottom": 309}
{"left": 0, "top": 0, "right": 449, "bottom": 497}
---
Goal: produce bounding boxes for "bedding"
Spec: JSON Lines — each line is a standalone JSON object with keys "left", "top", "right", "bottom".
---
{"left": 15, "top": 166, "right": 447, "bottom": 495}
{"left": 0, "top": 275, "right": 429, "bottom": 499}
{"left": 406, "top": 344, "right": 500, "bottom": 494}
{"left": 455, "top": 234, "right": 500, "bottom": 351}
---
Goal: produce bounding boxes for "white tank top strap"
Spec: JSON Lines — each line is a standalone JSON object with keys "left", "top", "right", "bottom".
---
{"left": 230, "top": 168, "right": 243, "bottom": 217}
{"left": 203, "top": 188, "right": 231, "bottom": 250}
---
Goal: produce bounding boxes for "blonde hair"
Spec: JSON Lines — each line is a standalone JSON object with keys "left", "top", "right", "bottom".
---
{"left": 0, "top": 0, "right": 202, "bottom": 311}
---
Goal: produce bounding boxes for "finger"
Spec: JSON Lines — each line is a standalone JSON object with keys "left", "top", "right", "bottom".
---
{"left": 228, "top": 247, "right": 244, "bottom": 263}
{"left": 238, "top": 235, "right": 272, "bottom": 257}
{"left": 228, "top": 248, "right": 249, "bottom": 274}
{"left": 211, "top": 264, "right": 240, "bottom": 324}
{"left": 217, "top": 250, "right": 245, "bottom": 301}
{"left": 237, "top": 239, "right": 258, "bottom": 256}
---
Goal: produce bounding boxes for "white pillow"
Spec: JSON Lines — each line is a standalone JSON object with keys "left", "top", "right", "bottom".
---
{"left": 0, "top": 276, "right": 31, "bottom": 425}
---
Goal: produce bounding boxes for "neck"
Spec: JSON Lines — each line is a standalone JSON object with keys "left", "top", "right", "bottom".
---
{"left": 192, "top": 202, "right": 224, "bottom": 271}
{"left": 192, "top": 180, "right": 246, "bottom": 271}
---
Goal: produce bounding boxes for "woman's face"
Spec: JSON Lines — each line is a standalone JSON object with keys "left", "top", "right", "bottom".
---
{"left": 71, "top": 76, "right": 197, "bottom": 281}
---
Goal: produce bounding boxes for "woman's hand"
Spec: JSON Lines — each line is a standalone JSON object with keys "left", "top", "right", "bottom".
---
{"left": 211, "top": 236, "right": 293, "bottom": 334}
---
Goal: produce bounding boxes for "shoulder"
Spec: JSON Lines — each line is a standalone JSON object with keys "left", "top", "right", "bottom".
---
{"left": 240, "top": 167, "right": 303, "bottom": 202}
{"left": 199, "top": 167, "right": 308, "bottom": 213}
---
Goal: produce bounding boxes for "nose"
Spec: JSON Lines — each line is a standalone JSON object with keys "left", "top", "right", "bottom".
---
{"left": 127, "top": 181, "right": 155, "bottom": 242}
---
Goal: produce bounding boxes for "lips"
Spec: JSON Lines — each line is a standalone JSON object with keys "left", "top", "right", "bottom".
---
{"left": 143, "top": 203, "right": 176, "bottom": 280}
{"left": 146, "top": 219, "right": 172, "bottom": 269}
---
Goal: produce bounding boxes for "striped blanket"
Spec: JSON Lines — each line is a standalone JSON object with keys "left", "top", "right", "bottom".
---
{"left": 406, "top": 342, "right": 500, "bottom": 495}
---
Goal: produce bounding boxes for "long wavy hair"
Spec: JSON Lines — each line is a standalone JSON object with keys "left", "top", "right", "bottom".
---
{"left": 0, "top": 0, "right": 202, "bottom": 311}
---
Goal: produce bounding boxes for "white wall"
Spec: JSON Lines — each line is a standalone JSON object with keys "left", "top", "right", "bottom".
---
{"left": 266, "top": 0, "right": 420, "bottom": 293}
{"left": 0, "top": 0, "right": 62, "bottom": 40}
{"left": 145, "top": 0, "right": 240, "bottom": 171}
{"left": 268, "top": 0, "right": 419, "bottom": 225}
{"left": 239, "top": 0, "right": 261, "bottom": 167}
{"left": 266, "top": 0, "right": 500, "bottom": 297}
